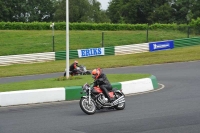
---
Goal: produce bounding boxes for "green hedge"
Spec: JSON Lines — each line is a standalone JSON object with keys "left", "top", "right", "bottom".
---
{"left": 0, "top": 22, "right": 199, "bottom": 31}
{"left": 0, "top": 22, "right": 190, "bottom": 31}
{"left": 190, "top": 17, "right": 200, "bottom": 27}
{"left": 0, "top": 22, "right": 149, "bottom": 30}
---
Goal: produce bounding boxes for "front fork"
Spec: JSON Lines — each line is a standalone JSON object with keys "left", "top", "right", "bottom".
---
{"left": 88, "top": 87, "right": 91, "bottom": 105}
{"left": 81, "top": 87, "right": 92, "bottom": 105}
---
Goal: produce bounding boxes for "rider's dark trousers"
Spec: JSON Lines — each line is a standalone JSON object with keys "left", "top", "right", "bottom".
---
{"left": 100, "top": 84, "right": 113, "bottom": 102}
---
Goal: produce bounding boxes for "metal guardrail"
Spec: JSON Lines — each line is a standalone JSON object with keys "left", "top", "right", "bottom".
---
{"left": 55, "top": 50, "right": 78, "bottom": 60}
{"left": 174, "top": 37, "right": 200, "bottom": 48}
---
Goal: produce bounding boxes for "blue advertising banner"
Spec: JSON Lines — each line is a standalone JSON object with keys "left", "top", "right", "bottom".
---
{"left": 78, "top": 48, "right": 105, "bottom": 58}
{"left": 149, "top": 40, "right": 174, "bottom": 52}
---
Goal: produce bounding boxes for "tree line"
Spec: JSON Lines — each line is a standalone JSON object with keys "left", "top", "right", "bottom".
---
{"left": 0, "top": 0, "right": 200, "bottom": 24}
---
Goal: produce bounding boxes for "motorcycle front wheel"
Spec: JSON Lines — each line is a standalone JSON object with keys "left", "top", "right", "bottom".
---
{"left": 79, "top": 98, "right": 96, "bottom": 115}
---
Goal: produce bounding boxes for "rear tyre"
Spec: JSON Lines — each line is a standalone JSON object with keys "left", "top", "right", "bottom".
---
{"left": 80, "top": 98, "right": 96, "bottom": 115}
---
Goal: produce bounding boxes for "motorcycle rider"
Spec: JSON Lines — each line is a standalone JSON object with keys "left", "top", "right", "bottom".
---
{"left": 64, "top": 60, "right": 80, "bottom": 76}
{"left": 92, "top": 68, "right": 114, "bottom": 103}
{"left": 69, "top": 60, "right": 80, "bottom": 76}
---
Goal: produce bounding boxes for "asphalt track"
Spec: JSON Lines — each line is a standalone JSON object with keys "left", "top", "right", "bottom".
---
{"left": 0, "top": 61, "right": 200, "bottom": 133}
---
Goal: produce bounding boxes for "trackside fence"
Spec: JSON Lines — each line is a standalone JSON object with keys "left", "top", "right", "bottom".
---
{"left": 0, "top": 37, "right": 200, "bottom": 66}
{"left": 174, "top": 37, "right": 200, "bottom": 48}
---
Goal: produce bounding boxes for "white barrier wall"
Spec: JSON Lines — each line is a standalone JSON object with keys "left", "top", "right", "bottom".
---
{"left": 0, "top": 88, "right": 65, "bottom": 106}
{"left": 120, "top": 78, "right": 154, "bottom": 95}
{"left": 0, "top": 77, "right": 156, "bottom": 107}
{"left": 115, "top": 43, "right": 149, "bottom": 55}
{"left": 0, "top": 43, "right": 149, "bottom": 66}
{"left": 0, "top": 52, "right": 55, "bottom": 66}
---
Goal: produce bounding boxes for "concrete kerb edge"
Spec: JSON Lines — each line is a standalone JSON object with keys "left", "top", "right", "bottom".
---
{"left": 0, "top": 75, "right": 159, "bottom": 107}
{"left": 65, "top": 75, "right": 159, "bottom": 100}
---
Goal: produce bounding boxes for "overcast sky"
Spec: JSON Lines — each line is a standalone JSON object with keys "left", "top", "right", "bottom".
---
{"left": 98, "top": 0, "right": 110, "bottom": 10}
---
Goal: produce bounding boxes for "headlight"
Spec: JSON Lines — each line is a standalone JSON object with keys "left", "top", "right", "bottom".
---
{"left": 82, "top": 83, "right": 89, "bottom": 92}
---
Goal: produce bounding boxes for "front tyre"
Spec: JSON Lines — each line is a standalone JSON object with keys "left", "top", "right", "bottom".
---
{"left": 79, "top": 98, "right": 96, "bottom": 115}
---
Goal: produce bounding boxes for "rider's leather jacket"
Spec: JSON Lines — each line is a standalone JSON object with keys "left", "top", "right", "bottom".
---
{"left": 69, "top": 63, "right": 79, "bottom": 71}
{"left": 93, "top": 73, "right": 111, "bottom": 87}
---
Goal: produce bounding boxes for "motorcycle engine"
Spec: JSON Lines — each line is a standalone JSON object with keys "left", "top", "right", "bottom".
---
{"left": 97, "top": 93, "right": 108, "bottom": 105}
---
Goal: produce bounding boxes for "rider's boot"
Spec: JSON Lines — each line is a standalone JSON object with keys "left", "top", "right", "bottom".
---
{"left": 109, "top": 97, "right": 115, "bottom": 103}
{"left": 103, "top": 89, "right": 114, "bottom": 103}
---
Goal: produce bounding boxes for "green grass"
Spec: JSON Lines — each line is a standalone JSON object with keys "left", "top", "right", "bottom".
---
{"left": 1, "top": 30, "right": 200, "bottom": 92}
{"left": 1, "top": 45, "right": 200, "bottom": 78}
{"left": 0, "top": 30, "right": 198, "bottom": 56}
{"left": 1, "top": 45, "right": 200, "bottom": 92}
{"left": 0, "top": 74, "right": 150, "bottom": 92}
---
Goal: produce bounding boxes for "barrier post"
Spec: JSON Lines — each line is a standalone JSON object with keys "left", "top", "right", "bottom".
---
{"left": 187, "top": 26, "right": 190, "bottom": 38}
{"left": 146, "top": 23, "right": 149, "bottom": 43}
{"left": 102, "top": 32, "right": 104, "bottom": 47}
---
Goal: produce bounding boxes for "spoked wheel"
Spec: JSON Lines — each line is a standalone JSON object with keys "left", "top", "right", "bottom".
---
{"left": 79, "top": 98, "right": 96, "bottom": 115}
{"left": 114, "top": 92, "right": 125, "bottom": 110}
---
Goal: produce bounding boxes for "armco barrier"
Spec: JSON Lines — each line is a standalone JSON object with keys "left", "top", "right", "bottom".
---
{"left": 1, "top": 37, "right": 200, "bottom": 66}
{"left": 174, "top": 37, "right": 200, "bottom": 48}
{"left": 115, "top": 43, "right": 149, "bottom": 55}
{"left": 0, "top": 52, "right": 55, "bottom": 66}
{"left": 55, "top": 50, "right": 78, "bottom": 60}
{"left": 105, "top": 46, "right": 115, "bottom": 56}
{"left": 0, "top": 75, "right": 158, "bottom": 107}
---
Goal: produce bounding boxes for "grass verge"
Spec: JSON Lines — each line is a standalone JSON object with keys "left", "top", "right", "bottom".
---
{"left": 0, "top": 30, "right": 198, "bottom": 56}
{"left": 0, "top": 74, "right": 150, "bottom": 92}
{"left": 0, "top": 45, "right": 200, "bottom": 77}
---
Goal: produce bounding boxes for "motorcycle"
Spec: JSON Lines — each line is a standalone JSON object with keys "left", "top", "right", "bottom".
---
{"left": 64, "top": 65, "right": 91, "bottom": 76}
{"left": 79, "top": 82, "right": 125, "bottom": 115}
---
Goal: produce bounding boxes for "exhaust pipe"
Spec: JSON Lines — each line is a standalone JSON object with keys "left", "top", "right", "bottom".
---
{"left": 112, "top": 99, "right": 125, "bottom": 106}
{"left": 112, "top": 96, "right": 125, "bottom": 106}
{"left": 112, "top": 96, "right": 124, "bottom": 103}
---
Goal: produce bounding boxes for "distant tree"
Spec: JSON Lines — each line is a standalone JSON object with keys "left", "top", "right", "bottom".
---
{"left": 0, "top": 0, "right": 55, "bottom": 22}
{"left": 190, "top": 0, "right": 200, "bottom": 20}
{"left": 107, "top": 0, "right": 168, "bottom": 24}
{"left": 27, "top": 0, "right": 55, "bottom": 22}
{"left": 171, "top": 0, "right": 197, "bottom": 24}
{"left": 0, "top": 0, "right": 12, "bottom": 21}
{"left": 107, "top": 0, "right": 200, "bottom": 24}
{"left": 53, "top": 0, "right": 110, "bottom": 23}
{"left": 149, "top": 3, "right": 175, "bottom": 23}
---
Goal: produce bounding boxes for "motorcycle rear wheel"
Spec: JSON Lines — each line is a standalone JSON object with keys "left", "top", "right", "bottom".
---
{"left": 80, "top": 98, "right": 96, "bottom": 115}
{"left": 114, "top": 92, "right": 125, "bottom": 110}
